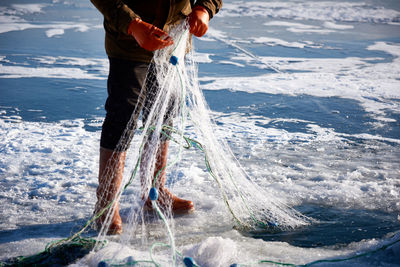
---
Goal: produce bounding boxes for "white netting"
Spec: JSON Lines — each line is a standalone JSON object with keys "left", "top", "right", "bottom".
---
{"left": 92, "top": 21, "right": 311, "bottom": 265}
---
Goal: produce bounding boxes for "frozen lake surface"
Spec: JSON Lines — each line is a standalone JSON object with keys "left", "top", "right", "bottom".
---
{"left": 0, "top": 0, "right": 399, "bottom": 266}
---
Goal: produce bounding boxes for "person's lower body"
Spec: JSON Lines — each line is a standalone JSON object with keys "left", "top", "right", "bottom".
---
{"left": 94, "top": 57, "right": 194, "bottom": 235}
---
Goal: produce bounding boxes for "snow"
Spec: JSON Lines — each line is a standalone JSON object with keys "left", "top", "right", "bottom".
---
{"left": 0, "top": 0, "right": 399, "bottom": 265}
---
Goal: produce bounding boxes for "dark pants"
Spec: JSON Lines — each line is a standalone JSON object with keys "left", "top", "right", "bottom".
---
{"left": 100, "top": 57, "right": 175, "bottom": 151}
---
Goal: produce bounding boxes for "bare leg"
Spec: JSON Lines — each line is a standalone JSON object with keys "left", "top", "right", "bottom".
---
{"left": 94, "top": 148, "right": 125, "bottom": 235}
{"left": 142, "top": 141, "right": 195, "bottom": 214}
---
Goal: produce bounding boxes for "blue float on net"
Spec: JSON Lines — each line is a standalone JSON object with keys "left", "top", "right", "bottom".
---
{"left": 149, "top": 187, "right": 158, "bottom": 201}
{"left": 97, "top": 261, "right": 108, "bottom": 267}
{"left": 267, "top": 221, "right": 279, "bottom": 227}
{"left": 170, "top": 55, "right": 178, "bottom": 65}
{"left": 125, "top": 256, "right": 135, "bottom": 265}
{"left": 183, "top": 257, "right": 195, "bottom": 267}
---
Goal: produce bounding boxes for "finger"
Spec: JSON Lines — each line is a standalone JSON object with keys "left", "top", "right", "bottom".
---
{"left": 196, "top": 30, "right": 204, "bottom": 37}
{"left": 189, "top": 20, "right": 199, "bottom": 35}
{"left": 198, "top": 24, "right": 208, "bottom": 37}
{"left": 159, "top": 39, "right": 174, "bottom": 48}
{"left": 157, "top": 36, "right": 174, "bottom": 46}
{"left": 150, "top": 30, "right": 173, "bottom": 46}
{"left": 160, "top": 35, "right": 173, "bottom": 44}
{"left": 153, "top": 38, "right": 174, "bottom": 50}
{"left": 152, "top": 27, "right": 169, "bottom": 38}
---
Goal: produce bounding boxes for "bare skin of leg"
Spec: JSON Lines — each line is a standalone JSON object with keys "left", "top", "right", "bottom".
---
{"left": 94, "top": 148, "right": 125, "bottom": 235}
{"left": 142, "top": 140, "right": 195, "bottom": 214}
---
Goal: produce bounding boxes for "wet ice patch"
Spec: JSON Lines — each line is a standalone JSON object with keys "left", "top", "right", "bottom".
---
{"left": 31, "top": 56, "right": 108, "bottom": 68}
{"left": 201, "top": 41, "right": 400, "bottom": 120}
{"left": 251, "top": 36, "right": 312, "bottom": 48}
{"left": 264, "top": 21, "right": 320, "bottom": 29}
{"left": 263, "top": 21, "right": 336, "bottom": 34}
{"left": 323, "top": 21, "right": 354, "bottom": 30}
{"left": 265, "top": 20, "right": 354, "bottom": 32}
{"left": 45, "top": 23, "right": 90, "bottom": 37}
{"left": 45, "top": 28, "right": 64, "bottom": 38}
{"left": 0, "top": 55, "right": 108, "bottom": 79}
{"left": 0, "top": 64, "right": 104, "bottom": 79}
{"left": 0, "top": 19, "right": 92, "bottom": 35}
{"left": 0, "top": 3, "right": 47, "bottom": 26}
{"left": 0, "top": 2, "right": 94, "bottom": 35}
{"left": 10, "top": 4, "right": 47, "bottom": 14}
{"left": 220, "top": 1, "right": 400, "bottom": 24}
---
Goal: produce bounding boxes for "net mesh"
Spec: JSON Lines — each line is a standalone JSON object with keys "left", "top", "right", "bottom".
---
{"left": 92, "top": 21, "right": 311, "bottom": 262}
{"left": 0, "top": 21, "right": 311, "bottom": 267}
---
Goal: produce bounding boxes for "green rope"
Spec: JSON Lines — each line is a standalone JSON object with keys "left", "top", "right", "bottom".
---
{"left": 153, "top": 201, "right": 177, "bottom": 266}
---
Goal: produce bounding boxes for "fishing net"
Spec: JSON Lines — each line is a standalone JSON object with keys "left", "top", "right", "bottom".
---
{"left": 89, "top": 21, "right": 311, "bottom": 264}
{"left": 0, "top": 21, "right": 311, "bottom": 266}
